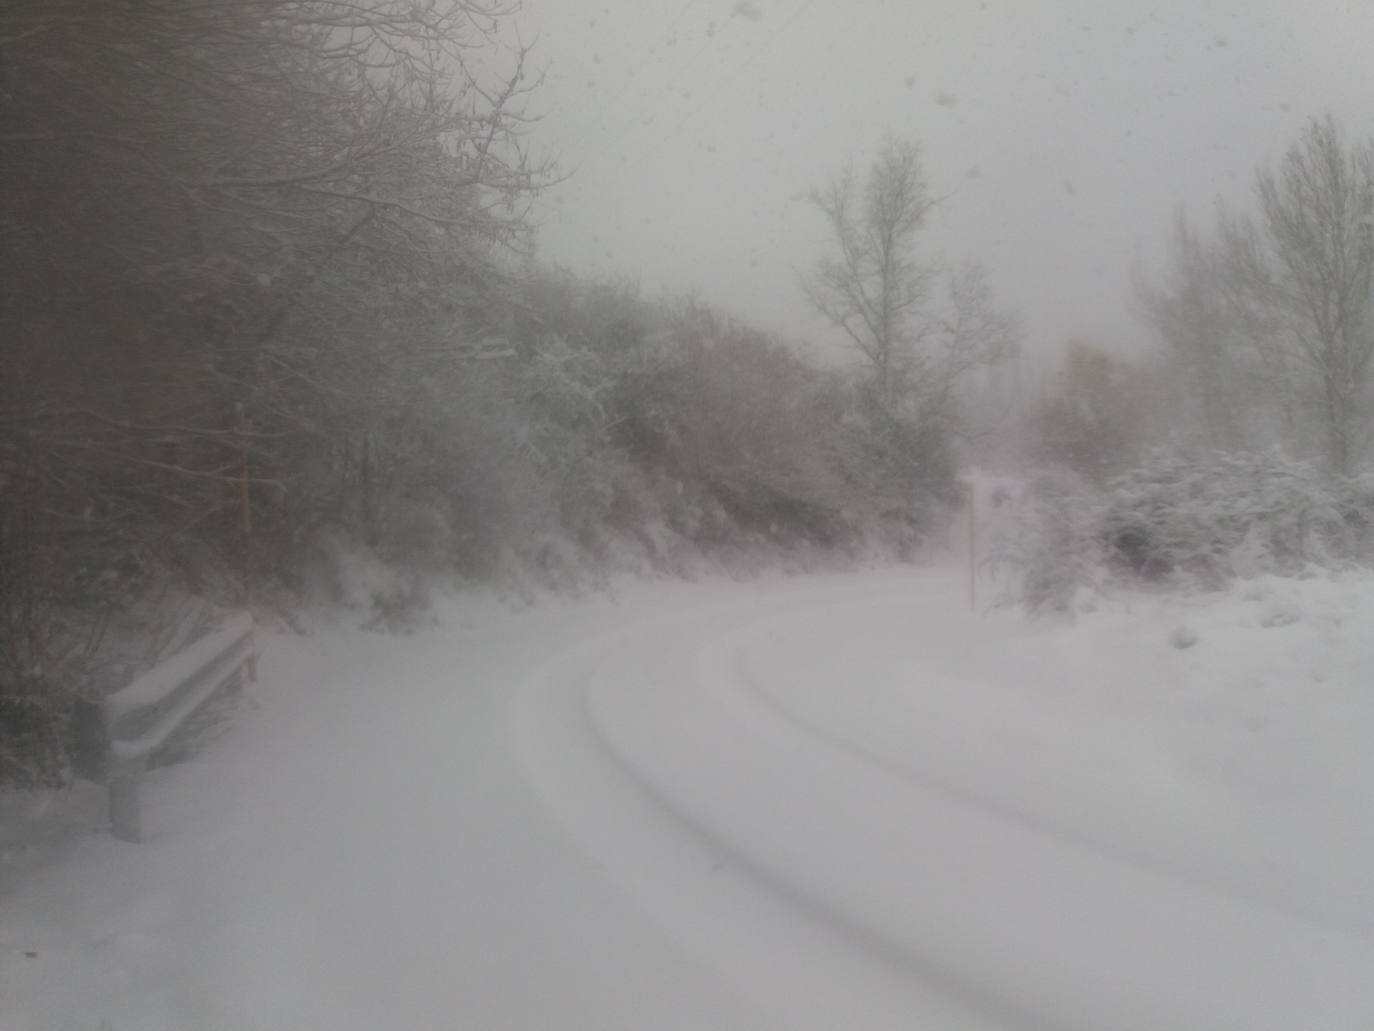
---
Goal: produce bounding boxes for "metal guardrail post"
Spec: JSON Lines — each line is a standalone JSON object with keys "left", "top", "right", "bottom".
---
{"left": 102, "top": 612, "right": 254, "bottom": 842}
{"left": 109, "top": 768, "right": 142, "bottom": 844}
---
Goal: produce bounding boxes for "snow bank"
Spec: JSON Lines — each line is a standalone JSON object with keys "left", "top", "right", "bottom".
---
{"left": 740, "top": 571, "right": 1374, "bottom": 936}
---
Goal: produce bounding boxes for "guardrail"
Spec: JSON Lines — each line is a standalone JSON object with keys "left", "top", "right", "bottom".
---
{"left": 103, "top": 612, "right": 256, "bottom": 842}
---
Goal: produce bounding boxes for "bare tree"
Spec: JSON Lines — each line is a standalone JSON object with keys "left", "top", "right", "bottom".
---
{"left": 802, "top": 135, "right": 1018, "bottom": 422}
{"left": 802, "top": 137, "right": 936, "bottom": 405}
{"left": 1251, "top": 116, "right": 1374, "bottom": 474}
{"left": 0, "top": 0, "right": 555, "bottom": 779}
{"left": 1, "top": 0, "right": 553, "bottom": 535}
{"left": 1137, "top": 116, "right": 1374, "bottom": 473}
{"left": 1134, "top": 209, "right": 1254, "bottom": 449}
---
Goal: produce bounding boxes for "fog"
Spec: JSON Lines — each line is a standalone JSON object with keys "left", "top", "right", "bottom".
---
{"left": 5, "top": 3, "right": 1374, "bottom": 1027}
{"left": 520, "top": 0, "right": 1374, "bottom": 358}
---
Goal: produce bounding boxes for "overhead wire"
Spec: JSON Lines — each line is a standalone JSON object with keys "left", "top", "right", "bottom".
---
{"left": 596, "top": 0, "right": 703, "bottom": 118}
{"left": 537, "top": 1, "right": 716, "bottom": 161}
{"left": 676, "top": 0, "right": 818, "bottom": 134}
{"left": 534, "top": 4, "right": 717, "bottom": 215}
{"left": 630, "top": 0, "right": 819, "bottom": 168}
{"left": 595, "top": 4, "right": 743, "bottom": 146}
{"left": 542, "top": 1, "right": 826, "bottom": 274}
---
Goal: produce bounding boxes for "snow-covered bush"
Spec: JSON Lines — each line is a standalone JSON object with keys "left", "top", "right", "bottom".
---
{"left": 989, "top": 449, "right": 1374, "bottom": 611}
{"left": 295, "top": 526, "right": 432, "bottom": 631}
{"left": 1101, "top": 450, "right": 1371, "bottom": 586}
{"left": 826, "top": 376, "right": 960, "bottom": 558}
{"left": 987, "top": 468, "right": 1107, "bottom": 613}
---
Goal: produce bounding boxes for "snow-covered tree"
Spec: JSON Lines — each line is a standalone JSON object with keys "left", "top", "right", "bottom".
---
{"left": 801, "top": 135, "right": 1019, "bottom": 423}
{"left": 1137, "top": 116, "right": 1374, "bottom": 474}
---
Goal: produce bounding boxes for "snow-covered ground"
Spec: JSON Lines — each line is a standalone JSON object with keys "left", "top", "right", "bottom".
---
{"left": 2, "top": 565, "right": 1371, "bottom": 1030}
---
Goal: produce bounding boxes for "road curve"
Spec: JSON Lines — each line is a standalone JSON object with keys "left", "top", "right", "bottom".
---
{"left": 515, "top": 576, "right": 1373, "bottom": 1031}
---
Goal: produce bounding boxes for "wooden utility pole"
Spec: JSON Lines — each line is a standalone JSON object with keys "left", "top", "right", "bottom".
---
{"left": 968, "top": 481, "right": 976, "bottom": 612}
{"left": 236, "top": 402, "right": 257, "bottom": 682}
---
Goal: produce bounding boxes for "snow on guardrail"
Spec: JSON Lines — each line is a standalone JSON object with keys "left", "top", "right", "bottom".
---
{"left": 103, "top": 611, "right": 255, "bottom": 842}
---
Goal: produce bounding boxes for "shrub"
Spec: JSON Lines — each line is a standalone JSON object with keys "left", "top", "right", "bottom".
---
{"left": 987, "top": 469, "right": 1107, "bottom": 612}
{"left": 996, "top": 450, "right": 1374, "bottom": 612}
{"left": 1101, "top": 450, "right": 1370, "bottom": 586}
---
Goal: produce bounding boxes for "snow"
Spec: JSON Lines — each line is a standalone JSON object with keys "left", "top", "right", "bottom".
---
{"left": 105, "top": 613, "right": 252, "bottom": 721}
{"left": 108, "top": 636, "right": 255, "bottom": 766}
{"left": 2, "top": 566, "right": 1371, "bottom": 1029}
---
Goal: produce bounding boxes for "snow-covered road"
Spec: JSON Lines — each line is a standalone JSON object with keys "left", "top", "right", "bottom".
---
{"left": 3, "top": 567, "right": 1372, "bottom": 1029}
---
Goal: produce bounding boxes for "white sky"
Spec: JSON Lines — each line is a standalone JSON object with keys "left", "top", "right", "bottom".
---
{"left": 514, "top": 1, "right": 1374, "bottom": 363}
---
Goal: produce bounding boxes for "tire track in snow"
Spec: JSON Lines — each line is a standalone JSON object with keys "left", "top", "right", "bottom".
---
{"left": 699, "top": 608, "right": 1371, "bottom": 1028}
{"left": 726, "top": 598, "right": 1373, "bottom": 939}
{"left": 514, "top": 578, "right": 1013, "bottom": 1031}
{"left": 521, "top": 580, "right": 1372, "bottom": 1031}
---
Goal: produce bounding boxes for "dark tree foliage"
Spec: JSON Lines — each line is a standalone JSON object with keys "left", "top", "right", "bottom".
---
{"left": 1, "top": 0, "right": 548, "bottom": 783}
